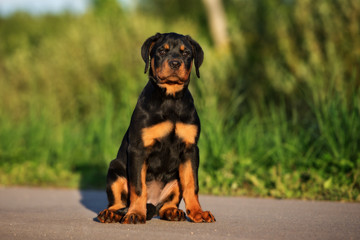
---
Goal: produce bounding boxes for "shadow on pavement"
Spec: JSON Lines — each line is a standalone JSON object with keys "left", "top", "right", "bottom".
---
{"left": 77, "top": 162, "right": 108, "bottom": 221}
{"left": 80, "top": 189, "right": 107, "bottom": 214}
{"left": 80, "top": 189, "right": 108, "bottom": 222}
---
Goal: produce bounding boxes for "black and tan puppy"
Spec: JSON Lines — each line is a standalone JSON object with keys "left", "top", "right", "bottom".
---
{"left": 97, "top": 32, "right": 215, "bottom": 224}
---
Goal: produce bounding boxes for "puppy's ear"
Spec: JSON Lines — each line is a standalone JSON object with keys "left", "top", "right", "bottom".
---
{"left": 141, "top": 33, "right": 162, "bottom": 74}
{"left": 186, "top": 35, "right": 204, "bottom": 78}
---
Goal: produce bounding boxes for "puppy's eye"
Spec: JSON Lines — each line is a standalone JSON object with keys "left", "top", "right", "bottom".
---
{"left": 182, "top": 51, "right": 190, "bottom": 57}
{"left": 159, "top": 49, "right": 167, "bottom": 56}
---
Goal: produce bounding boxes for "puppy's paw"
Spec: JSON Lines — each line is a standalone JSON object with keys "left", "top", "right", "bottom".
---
{"left": 187, "top": 209, "right": 216, "bottom": 223}
{"left": 160, "top": 208, "right": 186, "bottom": 221}
{"left": 97, "top": 209, "right": 124, "bottom": 223}
{"left": 121, "top": 212, "right": 146, "bottom": 224}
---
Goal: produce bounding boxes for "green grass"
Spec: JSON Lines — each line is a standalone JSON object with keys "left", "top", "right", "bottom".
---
{"left": 0, "top": 0, "right": 360, "bottom": 201}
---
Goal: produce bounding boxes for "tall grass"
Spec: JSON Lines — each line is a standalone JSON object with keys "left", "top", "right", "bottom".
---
{"left": 0, "top": 0, "right": 359, "bottom": 200}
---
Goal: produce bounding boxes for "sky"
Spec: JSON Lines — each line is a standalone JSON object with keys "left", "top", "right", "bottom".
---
{"left": 0, "top": 0, "right": 89, "bottom": 16}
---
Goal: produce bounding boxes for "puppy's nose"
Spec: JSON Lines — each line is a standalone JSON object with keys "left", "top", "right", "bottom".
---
{"left": 169, "top": 60, "right": 181, "bottom": 69}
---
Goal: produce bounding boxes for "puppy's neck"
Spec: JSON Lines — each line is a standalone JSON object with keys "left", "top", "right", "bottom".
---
{"left": 149, "top": 75, "right": 190, "bottom": 99}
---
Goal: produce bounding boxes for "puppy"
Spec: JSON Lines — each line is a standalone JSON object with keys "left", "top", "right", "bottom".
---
{"left": 97, "top": 32, "right": 215, "bottom": 224}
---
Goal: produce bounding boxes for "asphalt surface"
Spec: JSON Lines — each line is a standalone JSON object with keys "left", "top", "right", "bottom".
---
{"left": 0, "top": 187, "right": 359, "bottom": 240}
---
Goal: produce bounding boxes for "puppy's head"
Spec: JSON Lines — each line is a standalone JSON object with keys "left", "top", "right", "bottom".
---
{"left": 141, "top": 33, "right": 203, "bottom": 94}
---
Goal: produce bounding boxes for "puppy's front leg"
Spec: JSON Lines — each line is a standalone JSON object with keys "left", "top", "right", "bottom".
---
{"left": 121, "top": 146, "right": 147, "bottom": 224}
{"left": 179, "top": 146, "right": 215, "bottom": 223}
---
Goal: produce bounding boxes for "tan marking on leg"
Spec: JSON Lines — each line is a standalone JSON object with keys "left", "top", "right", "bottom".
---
{"left": 158, "top": 180, "right": 179, "bottom": 202}
{"left": 175, "top": 123, "right": 198, "bottom": 146}
{"left": 127, "top": 163, "right": 147, "bottom": 216}
{"left": 108, "top": 177, "right": 128, "bottom": 211}
{"left": 179, "top": 160, "right": 215, "bottom": 223}
{"left": 98, "top": 177, "right": 128, "bottom": 223}
{"left": 179, "top": 160, "right": 202, "bottom": 216}
{"left": 158, "top": 180, "right": 185, "bottom": 221}
{"left": 142, "top": 121, "right": 174, "bottom": 147}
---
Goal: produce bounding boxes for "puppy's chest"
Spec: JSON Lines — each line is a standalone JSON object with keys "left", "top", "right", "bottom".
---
{"left": 141, "top": 99, "right": 198, "bottom": 148}
{"left": 141, "top": 120, "right": 197, "bottom": 148}
{"left": 142, "top": 118, "right": 197, "bottom": 179}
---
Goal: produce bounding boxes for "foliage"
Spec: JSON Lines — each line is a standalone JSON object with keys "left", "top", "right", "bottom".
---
{"left": 0, "top": 0, "right": 359, "bottom": 201}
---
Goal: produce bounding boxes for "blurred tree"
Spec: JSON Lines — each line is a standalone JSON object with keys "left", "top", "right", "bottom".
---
{"left": 202, "top": 0, "right": 228, "bottom": 48}
{"left": 137, "top": 0, "right": 229, "bottom": 48}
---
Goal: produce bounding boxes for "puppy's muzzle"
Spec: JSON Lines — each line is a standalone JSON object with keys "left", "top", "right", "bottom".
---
{"left": 169, "top": 60, "right": 181, "bottom": 70}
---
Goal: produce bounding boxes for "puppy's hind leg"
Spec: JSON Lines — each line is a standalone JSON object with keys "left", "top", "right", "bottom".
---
{"left": 98, "top": 159, "right": 128, "bottom": 223}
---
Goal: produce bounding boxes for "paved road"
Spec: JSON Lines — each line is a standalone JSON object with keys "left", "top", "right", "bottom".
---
{"left": 0, "top": 187, "right": 359, "bottom": 240}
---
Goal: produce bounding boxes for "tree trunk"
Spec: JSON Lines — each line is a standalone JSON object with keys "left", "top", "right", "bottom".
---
{"left": 202, "top": 0, "right": 229, "bottom": 49}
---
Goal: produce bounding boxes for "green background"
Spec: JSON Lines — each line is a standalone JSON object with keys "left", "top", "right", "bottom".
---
{"left": 0, "top": 0, "right": 359, "bottom": 201}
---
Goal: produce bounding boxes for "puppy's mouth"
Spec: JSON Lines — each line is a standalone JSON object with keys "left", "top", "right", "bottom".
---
{"left": 158, "top": 75, "right": 185, "bottom": 85}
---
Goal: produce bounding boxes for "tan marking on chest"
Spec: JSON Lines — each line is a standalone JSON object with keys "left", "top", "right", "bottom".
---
{"left": 175, "top": 123, "right": 198, "bottom": 146}
{"left": 142, "top": 121, "right": 174, "bottom": 147}
{"left": 158, "top": 83, "right": 184, "bottom": 96}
